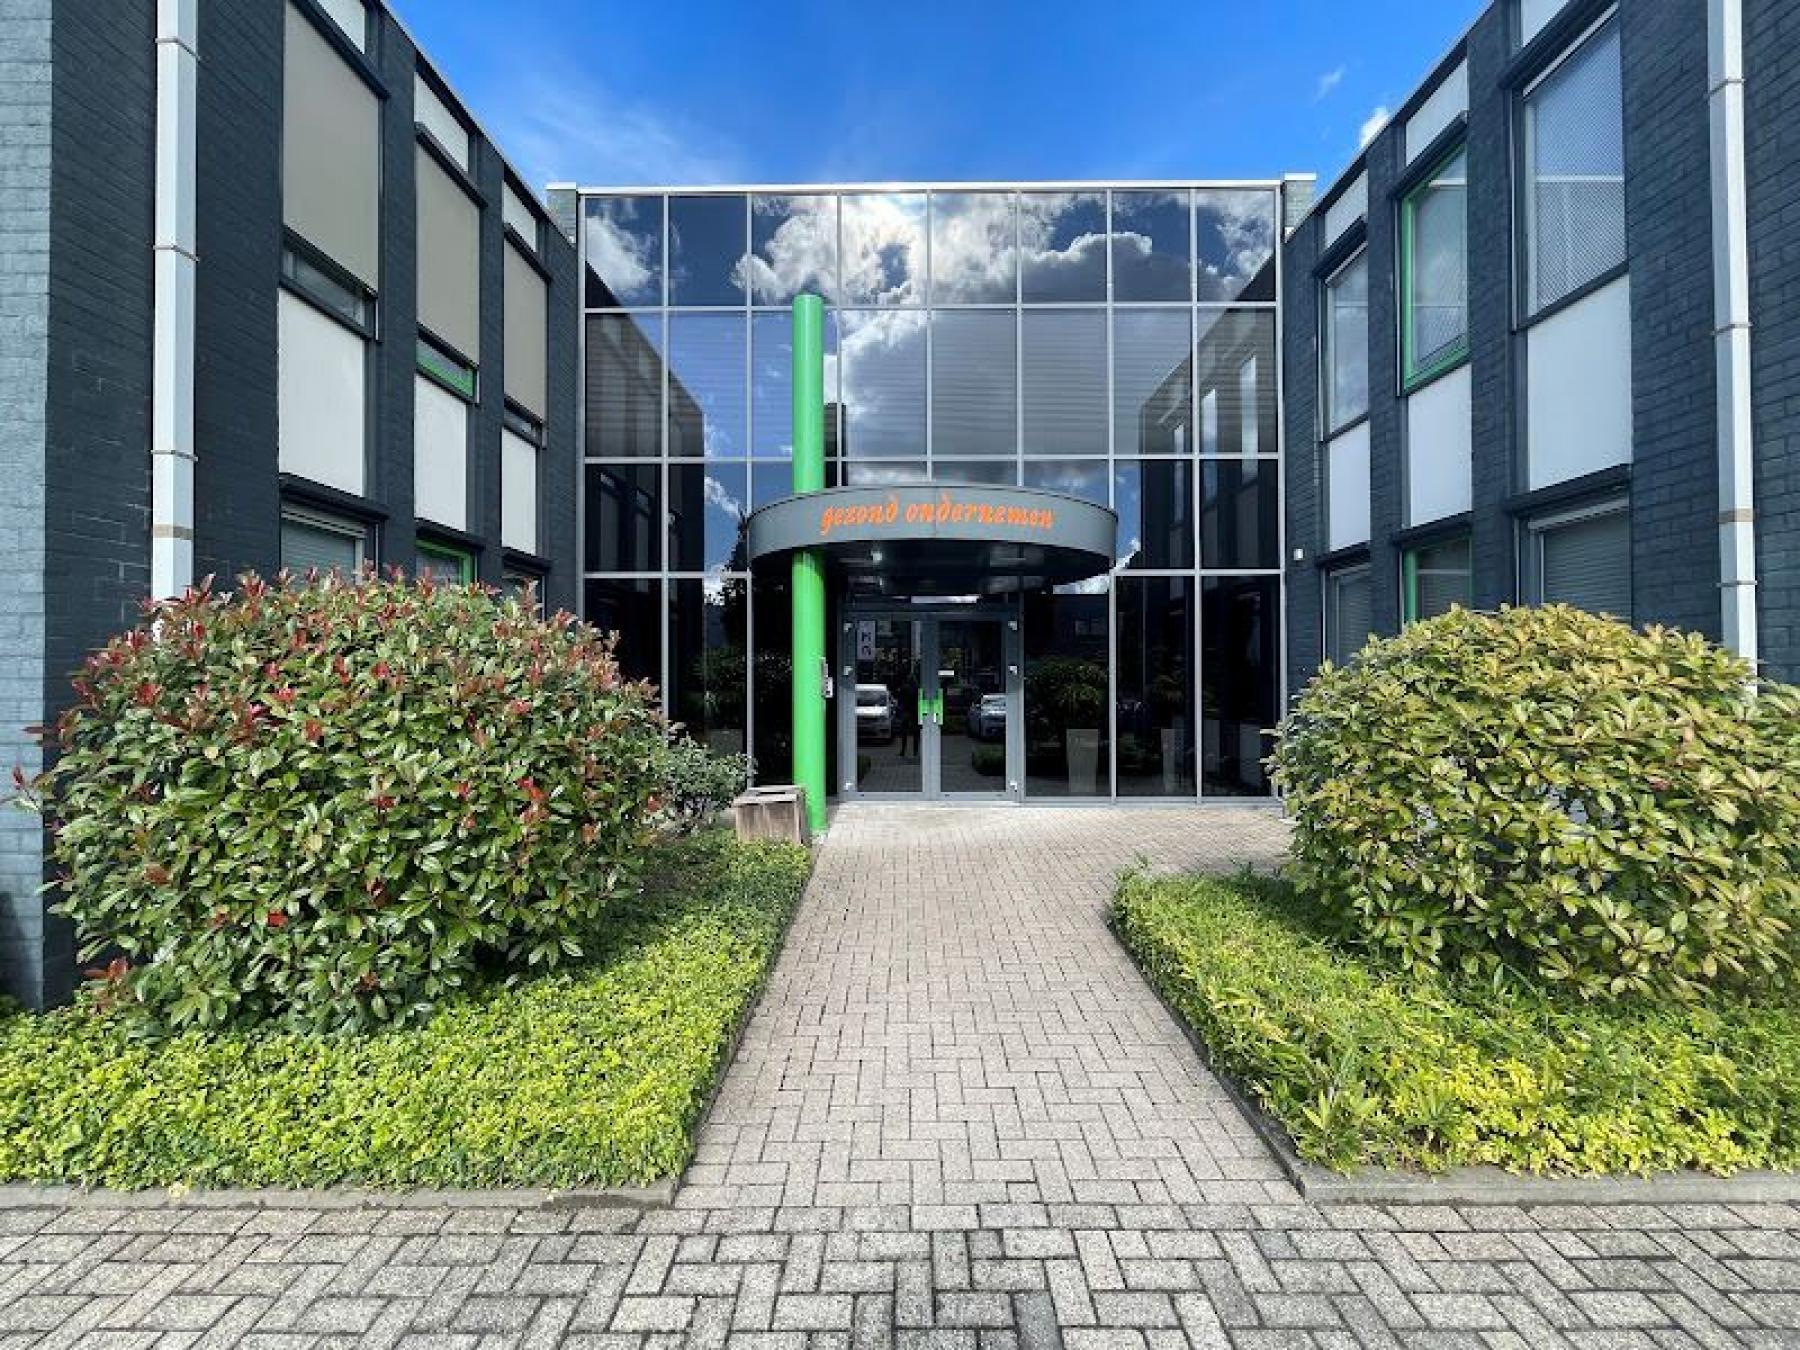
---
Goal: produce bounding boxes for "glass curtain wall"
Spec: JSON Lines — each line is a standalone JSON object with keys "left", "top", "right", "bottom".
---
{"left": 581, "top": 184, "right": 1285, "bottom": 796}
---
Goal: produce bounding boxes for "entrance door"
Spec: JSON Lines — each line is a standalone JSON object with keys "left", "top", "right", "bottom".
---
{"left": 841, "top": 612, "right": 1020, "bottom": 801}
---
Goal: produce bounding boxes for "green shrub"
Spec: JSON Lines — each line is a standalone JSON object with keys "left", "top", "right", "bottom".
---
{"left": 22, "top": 574, "right": 668, "bottom": 1033}
{"left": 1116, "top": 869, "right": 1800, "bottom": 1175}
{"left": 0, "top": 833, "right": 811, "bottom": 1189}
{"left": 660, "top": 736, "right": 751, "bottom": 832}
{"left": 1269, "top": 605, "right": 1800, "bottom": 1001}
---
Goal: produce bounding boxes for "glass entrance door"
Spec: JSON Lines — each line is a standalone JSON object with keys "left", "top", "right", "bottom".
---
{"left": 841, "top": 612, "right": 1020, "bottom": 801}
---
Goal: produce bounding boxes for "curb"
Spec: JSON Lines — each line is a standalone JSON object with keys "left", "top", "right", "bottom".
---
{"left": 0, "top": 1180, "right": 677, "bottom": 1212}
{"left": 1107, "top": 906, "right": 1800, "bottom": 1208}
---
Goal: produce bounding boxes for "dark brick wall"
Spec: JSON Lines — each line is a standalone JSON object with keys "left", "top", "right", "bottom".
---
{"left": 1282, "top": 0, "right": 1756, "bottom": 689}
{"left": 0, "top": 0, "right": 54, "bottom": 1006}
{"left": 37, "top": 0, "right": 160, "bottom": 1006}
{"left": 1280, "top": 212, "right": 1321, "bottom": 696}
{"left": 1465, "top": 6, "right": 1519, "bottom": 611}
{"left": 371, "top": 14, "right": 418, "bottom": 569}
{"left": 1621, "top": 0, "right": 1720, "bottom": 642}
{"left": 1746, "top": 0, "right": 1800, "bottom": 683}
{"left": 541, "top": 202, "right": 580, "bottom": 615}
{"left": 194, "top": 0, "right": 283, "bottom": 585}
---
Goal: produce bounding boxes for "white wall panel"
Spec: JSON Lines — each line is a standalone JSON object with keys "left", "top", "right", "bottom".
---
{"left": 1521, "top": 0, "right": 1570, "bottom": 46}
{"left": 277, "top": 292, "right": 365, "bottom": 494}
{"left": 1326, "top": 422, "right": 1372, "bottom": 552}
{"left": 1405, "top": 62, "right": 1468, "bottom": 163}
{"left": 414, "top": 75, "right": 470, "bottom": 169}
{"left": 1527, "top": 276, "right": 1633, "bottom": 490}
{"left": 1323, "top": 172, "right": 1367, "bottom": 246}
{"left": 1405, "top": 364, "right": 1473, "bottom": 524}
{"left": 312, "top": 0, "right": 367, "bottom": 49}
{"left": 501, "top": 429, "right": 539, "bottom": 554}
{"left": 414, "top": 376, "right": 469, "bottom": 530}
{"left": 503, "top": 184, "right": 539, "bottom": 247}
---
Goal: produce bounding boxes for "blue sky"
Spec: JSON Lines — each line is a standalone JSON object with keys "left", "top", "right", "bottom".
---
{"left": 394, "top": 0, "right": 1486, "bottom": 194}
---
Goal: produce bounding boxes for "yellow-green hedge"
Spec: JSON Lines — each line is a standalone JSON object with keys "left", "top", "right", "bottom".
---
{"left": 1116, "top": 869, "right": 1800, "bottom": 1176}
{"left": 0, "top": 833, "right": 809, "bottom": 1190}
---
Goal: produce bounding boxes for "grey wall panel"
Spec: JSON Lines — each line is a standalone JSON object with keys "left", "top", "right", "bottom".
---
{"left": 282, "top": 3, "right": 381, "bottom": 287}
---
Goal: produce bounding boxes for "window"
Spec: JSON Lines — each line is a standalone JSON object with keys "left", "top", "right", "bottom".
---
{"left": 1322, "top": 251, "right": 1369, "bottom": 434}
{"left": 278, "top": 290, "right": 367, "bottom": 494}
{"left": 1401, "top": 146, "right": 1468, "bottom": 386}
{"left": 415, "top": 540, "right": 475, "bottom": 584}
{"left": 281, "top": 508, "right": 367, "bottom": 576}
{"left": 282, "top": 241, "right": 373, "bottom": 332}
{"left": 1528, "top": 503, "right": 1630, "bottom": 619}
{"left": 418, "top": 333, "right": 476, "bottom": 400}
{"left": 1403, "top": 536, "right": 1473, "bottom": 623}
{"left": 1523, "top": 15, "right": 1625, "bottom": 314}
{"left": 282, "top": 3, "right": 380, "bottom": 290}
{"left": 1324, "top": 565, "right": 1375, "bottom": 666}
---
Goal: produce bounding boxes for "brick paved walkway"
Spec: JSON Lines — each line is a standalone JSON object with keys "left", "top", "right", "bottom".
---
{"left": 3, "top": 804, "right": 1798, "bottom": 1348}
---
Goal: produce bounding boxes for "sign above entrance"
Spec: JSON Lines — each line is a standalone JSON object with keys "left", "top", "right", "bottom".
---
{"left": 747, "top": 483, "right": 1117, "bottom": 597}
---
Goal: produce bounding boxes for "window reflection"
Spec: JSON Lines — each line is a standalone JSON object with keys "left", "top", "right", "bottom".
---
{"left": 1200, "top": 461, "right": 1279, "bottom": 570}
{"left": 1112, "top": 190, "right": 1192, "bottom": 302}
{"left": 931, "top": 192, "right": 1016, "bottom": 304}
{"left": 668, "top": 195, "right": 747, "bottom": 307}
{"left": 1114, "top": 460, "right": 1195, "bottom": 570}
{"left": 932, "top": 310, "right": 1016, "bottom": 457}
{"left": 1114, "top": 310, "right": 1192, "bottom": 458}
{"left": 1195, "top": 310, "right": 1277, "bottom": 457}
{"left": 1117, "top": 578, "right": 1196, "bottom": 797}
{"left": 840, "top": 309, "right": 926, "bottom": 458}
{"left": 748, "top": 195, "right": 838, "bottom": 305}
{"left": 584, "top": 579, "right": 660, "bottom": 685}
{"left": 1196, "top": 189, "right": 1276, "bottom": 303}
{"left": 935, "top": 460, "right": 1018, "bottom": 486}
{"left": 750, "top": 560, "right": 793, "bottom": 782}
{"left": 1022, "top": 310, "right": 1106, "bottom": 457}
{"left": 670, "top": 576, "right": 749, "bottom": 755}
{"left": 1024, "top": 587, "right": 1111, "bottom": 799}
{"left": 666, "top": 315, "right": 745, "bottom": 458}
{"left": 841, "top": 193, "right": 927, "bottom": 305}
{"left": 669, "top": 462, "right": 749, "bottom": 573}
{"left": 584, "top": 464, "right": 661, "bottom": 572}
{"left": 1020, "top": 193, "right": 1107, "bottom": 303}
{"left": 585, "top": 313, "right": 664, "bottom": 459}
{"left": 1025, "top": 459, "right": 1107, "bottom": 504}
{"left": 1202, "top": 576, "right": 1278, "bottom": 796}
{"left": 751, "top": 311, "right": 839, "bottom": 458}
{"left": 584, "top": 196, "right": 662, "bottom": 307}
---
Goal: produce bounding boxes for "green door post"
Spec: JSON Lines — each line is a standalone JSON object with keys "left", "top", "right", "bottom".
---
{"left": 791, "top": 294, "right": 829, "bottom": 835}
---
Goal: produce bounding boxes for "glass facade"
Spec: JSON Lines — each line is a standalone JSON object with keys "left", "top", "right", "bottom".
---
{"left": 580, "top": 184, "right": 1284, "bottom": 798}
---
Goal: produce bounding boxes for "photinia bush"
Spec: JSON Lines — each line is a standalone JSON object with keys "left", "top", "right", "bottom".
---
{"left": 1269, "top": 605, "right": 1800, "bottom": 1001}
{"left": 22, "top": 573, "right": 669, "bottom": 1032}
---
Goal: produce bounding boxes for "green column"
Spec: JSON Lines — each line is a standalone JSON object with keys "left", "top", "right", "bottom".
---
{"left": 790, "top": 294, "right": 828, "bottom": 835}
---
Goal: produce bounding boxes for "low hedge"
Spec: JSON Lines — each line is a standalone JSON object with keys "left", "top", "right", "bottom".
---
{"left": 1116, "top": 869, "right": 1800, "bottom": 1176}
{"left": 0, "top": 832, "right": 809, "bottom": 1190}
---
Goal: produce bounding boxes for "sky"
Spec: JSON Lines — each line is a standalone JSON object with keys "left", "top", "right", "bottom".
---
{"left": 391, "top": 0, "right": 1487, "bottom": 196}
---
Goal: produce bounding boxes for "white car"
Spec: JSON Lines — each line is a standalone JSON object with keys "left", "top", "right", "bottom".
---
{"left": 966, "top": 693, "right": 1008, "bottom": 740}
{"left": 856, "top": 684, "right": 896, "bottom": 742}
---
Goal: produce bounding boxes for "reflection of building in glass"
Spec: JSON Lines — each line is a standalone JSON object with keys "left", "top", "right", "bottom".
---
{"left": 579, "top": 183, "right": 1289, "bottom": 800}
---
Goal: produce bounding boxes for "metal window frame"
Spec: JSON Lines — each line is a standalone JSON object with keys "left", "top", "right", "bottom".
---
{"left": 279, "top": 503, "right": 371, "bottom": 572}
{"left": 1398, "top": 143, "right": 1472, "bottom": 391}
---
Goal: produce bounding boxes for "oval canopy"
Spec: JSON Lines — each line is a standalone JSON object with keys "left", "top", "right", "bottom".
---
{"left": 746, "top": 483, "right": 1117, "bottom": 598}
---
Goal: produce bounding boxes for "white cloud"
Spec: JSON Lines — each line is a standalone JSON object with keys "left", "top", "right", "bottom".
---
{"left": 1315, "top": 66, "right": 1347, "bottom": 102}
{"left": 479, "top": 59, "right": 742, "bottom": 191}
{"left": 1359, "top": 105, "right": 1392, "bottom": 149}
{"left": 704, "top": 474, "right": 746, "bottom": 522}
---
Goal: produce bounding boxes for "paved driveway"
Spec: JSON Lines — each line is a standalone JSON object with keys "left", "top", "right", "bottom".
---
{"left": 2, "top": 804, "right": 1797, "bottom": 1348}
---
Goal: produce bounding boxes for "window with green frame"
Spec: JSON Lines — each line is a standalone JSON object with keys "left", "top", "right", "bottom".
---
{"left": 415, "top": 539, "right": 475, "bottom": 583}
{"left": 1400, "top": 145, "right": 1468, "bottom": 388}
{"left": 1402, "top": 535, "right": 1472, "bottom": 624}
{"left": 417, "top": 334, "right": 477, "bottom": 400}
